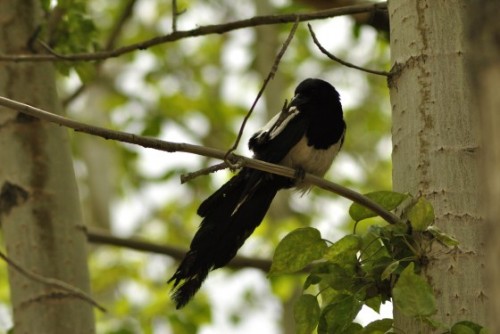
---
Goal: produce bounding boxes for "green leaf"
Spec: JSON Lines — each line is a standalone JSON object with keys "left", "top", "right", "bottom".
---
{"left": 324, "top": 235, "right": 362, "bottom": 271}
{"left": 407, "top": 197, "right": 435, "bottom": 231}
{"left": 270, "top": 227, "right": 327, "bottom": 275}
{"left": 360, "top": 227, "right": 392, "bottom": 275}
{"left": 74, "top": 62, "right": 96, "bottom": 84}
{"left": 303, "top": 272, "right": 322, "bottom": 290}
{"left": 381, "top": 261, "right": 400, "bottom": 281}
{"left": 349, "top": 191, "right": 409, "bottom": 222}
{"left": 451, "top": 324, "right": 475, "bottom": 334}
{"left": 451, "top": 321, "right": 485, "bottom": 334}
{"left": 40, "top": 0, "right": 51, "bottom": 11}
{"left": 423, "top": 317, "right": 446, "bottom": 329}
{"left": 361, "top": 318, "right": 393, "bottom": 334}
{"left": 364, "top": 296, "right": 382, "bottom": 313}
{"left": 392, "top": 263, "right": 437, "bottom": 317}
{"left": 427, "top": 226, "right": 459, "bottom": 247}
{"left": 344, "top": 323, "right": 364, "bottom": 334}
{"left": 321, "top": 263, "right": 354, "bottom": 291}
{"left": 318, "top": 294, "right": 362, "bottom": 334}
{"left": 294, "top": 294, "right": 320, "bottom": 334}
{"left": 304, "top": 261, "right": 356, "bottom": 292}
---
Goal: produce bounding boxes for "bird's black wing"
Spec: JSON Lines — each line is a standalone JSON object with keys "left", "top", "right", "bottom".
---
{"left": 249, "top": 107, "right": 308, "bottom": 163}
{"left": 198, "top": 107, "right": 308, "bottom": 217}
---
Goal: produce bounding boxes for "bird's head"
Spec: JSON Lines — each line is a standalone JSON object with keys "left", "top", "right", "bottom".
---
{"left": 289, "top": 78, "right": 342, "bottom": 117}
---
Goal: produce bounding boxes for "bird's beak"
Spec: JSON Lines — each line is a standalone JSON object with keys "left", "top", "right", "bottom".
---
{"left": 289, "top": 93, "right": 307, "bottom": 107}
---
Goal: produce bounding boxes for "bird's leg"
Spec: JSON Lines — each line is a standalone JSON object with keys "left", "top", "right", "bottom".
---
{"left": 294, "top": 167, "right": 306, "bottom": 185}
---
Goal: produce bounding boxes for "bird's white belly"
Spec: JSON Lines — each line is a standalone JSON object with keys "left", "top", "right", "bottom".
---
{"left": 280, "top": 136, "right": 342, "bottom": 178}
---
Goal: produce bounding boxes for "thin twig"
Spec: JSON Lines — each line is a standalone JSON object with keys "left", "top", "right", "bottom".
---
{"left": 307, "top": 23, "right": 389, "bottom": 77}
{"left": 225, "top": 19, "right": 299, "bottom": 164}
{"left": 38, "top": 40, "right": 63, "bottom": 57}
{"left": 63, "top": 84, "right": 86, "bottom": 107}
{"left": 180, "top": 162, "right": 229, "bottom": 184}
{"left": 104, "top": 0, "right": 138, "bottom": 51}
{"left": 0, "top": 95, "right": 401, "bottom": 225}
{"left": 171, "top": 0, "right": 186, "bottom": 32}
{"left": 0, "top": 250, "right": 106, "bottom": 312}
{"left": 86, "top": 228, "right": 272, "bottom": 271}
{"left": 0, "top": 2, "right": 387, "bottom": 63}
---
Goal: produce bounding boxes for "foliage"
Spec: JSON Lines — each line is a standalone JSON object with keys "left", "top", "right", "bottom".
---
{"left": 40, "top": 0, "right": 98, "bottom": 77}
{"left": 271, "top": 191, "right": 484, "bottom": 333}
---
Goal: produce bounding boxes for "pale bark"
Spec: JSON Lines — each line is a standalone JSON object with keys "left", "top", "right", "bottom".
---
{"left": 0, "top": 1, "right": 95, "bottom": 333}
{"left": 467, "top": 1, "right": 500, "bottom": 331}
{"left": 388, "top": 0, "right": 486, "bottom": 331}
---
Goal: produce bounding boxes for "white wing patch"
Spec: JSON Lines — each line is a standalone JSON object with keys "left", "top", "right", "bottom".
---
{"left": 231, "top": 179, "right": 262, "bottom": 216}
{"left": 268, "top": 106, "right": 300, "bottom": 140}
{"left": 253, "top": 106, "right": 300, "bottom": 143}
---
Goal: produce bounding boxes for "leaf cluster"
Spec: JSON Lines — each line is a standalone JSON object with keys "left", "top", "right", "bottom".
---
{"left": 39, "top": 0, "right": 98, "bottom": 78}
{"left": 270, "top": 191, "right": 484, "bottom": 334}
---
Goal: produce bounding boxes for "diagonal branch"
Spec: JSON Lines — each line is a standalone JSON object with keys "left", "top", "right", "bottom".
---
{"left": 308, "top": 23, "right": 390, "bottom": 76}
{"left": 105, "top": 0, "right": 139, "bottom": 51}
{"left": 0, "top": 250, "right": 106, "bottom": 312}
{"left": 225, "top": 19, "right": 299, "bottom": 163}
{"left": 0, "top": 2, "right": 387, "bottom": 63}
{"left": 0, "top": 95, "right": 401, "bottom": 225}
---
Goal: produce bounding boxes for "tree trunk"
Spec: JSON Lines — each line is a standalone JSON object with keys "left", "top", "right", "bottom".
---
{"left": 466, "top": 1, "right": 500, "bottom": 330}
{"left": 0, "top": 1, "right": 95, "bottom": 333}
{"left": 388, "top": 0, "right": 486, "bottom": 331}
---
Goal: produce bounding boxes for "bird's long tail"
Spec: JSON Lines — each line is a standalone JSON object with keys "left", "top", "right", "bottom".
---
{"left": 168, "top": 169, "right": 282, "bottom": 308}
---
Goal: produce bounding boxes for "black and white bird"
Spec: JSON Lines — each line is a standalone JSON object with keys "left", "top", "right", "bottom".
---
{"left": 169, "top": 78, "right": 346, "bottom": 308}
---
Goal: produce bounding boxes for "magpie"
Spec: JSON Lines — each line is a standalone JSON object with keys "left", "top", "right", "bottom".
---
{"left": 168, "top": 78, "right": 346, "bottom": 309}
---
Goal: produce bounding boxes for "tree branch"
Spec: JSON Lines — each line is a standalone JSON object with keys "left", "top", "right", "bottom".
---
{"left": 180, "top": 162, "right": 228, "bottom": 183}
{"left": 0, "top": 250, "right": 106, "bottom": 312}
{"left": 171, "top": 0, "right": 186, "bottom": 32}
{"left": 86, "top": 228, "right": 272, "bottom": 271}
{"left": 0, "top": 95, "right": 401, "bottom": 225}
{"left": 308, "top": 23, "right": 390, "bottom": 76}
{"left": 104, "top": 0, "right": 139, "bottom": 51}
{"left": 0, "top": 2, "right": 387, "bottom": 63}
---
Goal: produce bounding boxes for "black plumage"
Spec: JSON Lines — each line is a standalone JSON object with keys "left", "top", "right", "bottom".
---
{"left": 168, "top": 78, "right": 346, "bottom": 308}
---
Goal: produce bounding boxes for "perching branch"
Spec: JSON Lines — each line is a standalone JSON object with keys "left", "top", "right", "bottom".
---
{"left": 0, "top": 2, "right": 387, "bottom": 63}
{"left": 86, "top": 228, "right": 272, "bottom": 271}
{"left": 0, "top": 250, "right": 106, "bottom": 312}
{"left": 307, "top": 23, "right": 390, "bottom": 77}
{"left": 0, "top": 95, "right": 401, "bottom": 225}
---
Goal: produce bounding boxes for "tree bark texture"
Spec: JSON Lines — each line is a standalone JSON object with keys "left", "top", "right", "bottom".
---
{"left": 0, "top": 1, "right": 95, "bottom": 333}
{"left": 388, "top": 0, "right": 486, "bottom": 331}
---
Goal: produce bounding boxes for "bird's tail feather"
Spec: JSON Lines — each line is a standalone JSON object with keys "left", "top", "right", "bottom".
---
{"left": 168, "top": 169, "right": 280, "bottom": 308}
